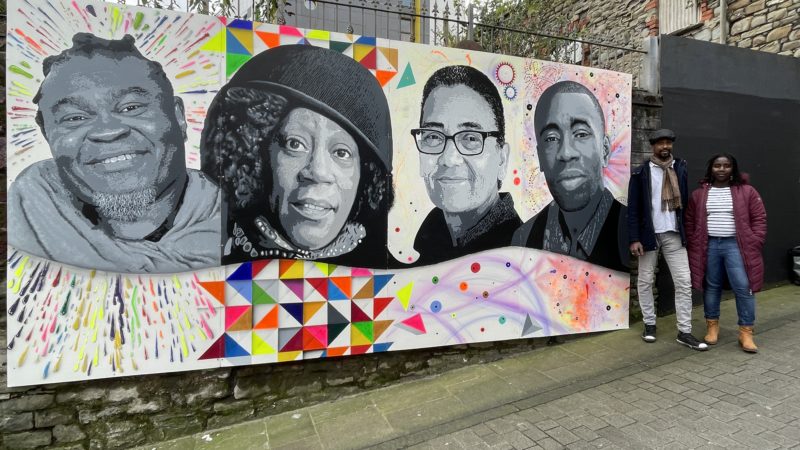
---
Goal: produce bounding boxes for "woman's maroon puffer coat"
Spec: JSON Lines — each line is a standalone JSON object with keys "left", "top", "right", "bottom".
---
{"left": 685, "top": 180, "right": 767, "bottom": 292}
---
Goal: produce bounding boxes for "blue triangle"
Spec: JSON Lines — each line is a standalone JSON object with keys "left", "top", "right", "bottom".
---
{"left": 228, "top": 280, "right": 252, "bottom": 302}
{"left": 298, "top": 38, "right": 310, "bottom": 45}
{"left": 355, "top": 36, "right": 376, "bottom": 46}
{"left": 281, "top": 303, "right": 304, "bottom": 325}
{"left": 397, "top": 63, "right": 416, "bottom": 89}
{"left": 224, "top": 334, "right": 250, "bottom": 357}
{"left": 227, "top": 262, "right": 253, "bottom": 281}
{"left": 226, "top": 29, "right": 252, "bottom": 55}
{"left": 228, "top": 19, "right": 253, "bottom": 30}
{"left": 372, "top": 342, "right": 393, "bottom": 353}
{"left": 372, "top": 274, "right": 394, "bottom": 295}
{"left": 327, "top": 280, "right": 349, "bottom": 300}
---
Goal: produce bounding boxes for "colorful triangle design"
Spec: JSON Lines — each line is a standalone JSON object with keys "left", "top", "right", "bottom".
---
{"left": 373, "top": 319, "right": 393, "bottom": 341}
{"left": 280, "top": 328, "right": 304, "bottom": 352}
{"left": 200, "top": 29, "right": 226, "bottom": 53}
{"left": 224, "top": 334, "right": 250, "bottom": 357}
{"left": 351, "top": 302, "right": 371, "bottom": 322}
{"left": 326, "top": 346, "right": 349, "bottom": 357}
{"left": 372, "top": 274, "right": 393, "bottom": 295}
{"left": 328, "top": 322, "right": 348, "bottom": 345}
{"left": 355, "top": 35, "right": 377, "bottom": 46}
{"left": 351, "top": 322, "right": 373, "bottom": 346}
{"left": 303, "top": 326, "right": 327, "bottom": 350}
{"left": 279, "top": 260, "right": 304, "bottom": 279}
{"left": 372, "top": 342, "right": 393, "bottom": 353}
{"left": 358, "top": 48, "right": 377, "bottom": 69}
{"left": 198, "top": 335, "right": 225, "bottom": 359}
{"left": 306, "top": 29, "right": 330, "bottom": 40}
{"left": 350, "top": 345, "right": 371, "bottom": 355}
{"left": 226, "top": 53, "right": 251, "bottom": 78}
{"left": 307, "top": 278, "right": 328, "bottom": 298}
{"left": 228, "top": 280, "right": 252, "bottom": 303}
{"left": 352, "top": 321, "right": 374, "bottom": 343}
{"left": 397, "top": 62, "right": 416, "bottom": 88}
{"left": 252, "top": 281, "right": 276, "bottom": 305}
{"left": 228, "top": 27, "right": 253, "bottom": 54}
{"left": 373, "top": 297, "right": 393, "bottom": 318}
{"left": 327, "top": 304, "right": 349, "bottom": 325}
{"left": 353, "top": 278, "right": 374, "bottom": 299}
{"left": 327, "top": 279, "right": 348, "bottom": 301}
{"left": 282, "top": 279, "right": 304, "bottom": 300}
{"left": 375, "top": 70, "right": 397, "bottom": 87}
{"left": 330, "top": 277, "right": 352, "bottom": 298}
{"left": 254, "top": 305, "right": 279, "bottom": 329}
{"left": 226, "top": 29, "right": 251, "bottom": 55}
{"left": 397, "top": 282, "right": 414, "bottom": 311}
{"left": 399, "top": 313, "right": 426, "bottom": 334}
{"left": 198, "top": 281, "right": 225, "bottom": 305}
{"left": 228, "top": 18, "right": 253, "bottom": 30}
{"left": 303, "top": 302, "right": 326, "bottom": 324}
{"left": 228, "top": 262, "right": 253, "bottom": 281}
{"left": 251, "top": 260, "right": 271, "bottom": 278}
{"left": 329, "top": 41, "right": 352, "bottom": 53}
{"left": 378, "top": 47, "right": 398, "bottom": 70}
{"left": 225, "top": 305, "right": 251, "bottom": 330}
{"left": 228, "top": 307, "right": 253, "bottom": 331}
{"left": 280, "top": 25, "right": 303, "bottom": 36}
{"left": 252, "top": 332, "right": 276, "bottom": 355}
{"left": 281, "top": 303, "right": 304, "bottom": 325}
{"left": 255, "top": 31, "right": 280, "bottom": 49}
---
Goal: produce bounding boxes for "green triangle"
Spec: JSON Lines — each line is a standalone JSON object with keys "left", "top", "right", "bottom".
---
{"left": 329, "top": 41, "right": 352, "bottom": 53}
{"left": 252, "top": 281, "right": 276, "bottom": 305}
{"left": 352, "top": 321, "right": 374, "bottom": 343}
{"left": 397, "top": 62, "right": 416, "bottom": 89}
{"left": 226, "top": 53, "right": 252, "bottom": 78}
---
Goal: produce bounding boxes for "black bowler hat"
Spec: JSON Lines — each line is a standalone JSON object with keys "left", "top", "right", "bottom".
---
{"left": 649, "top": 129, "right": 676, "bottom": 144}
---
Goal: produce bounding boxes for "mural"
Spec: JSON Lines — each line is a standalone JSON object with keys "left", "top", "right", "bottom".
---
{"left": 6, "top": 0, "right": 632, "bottom": 386}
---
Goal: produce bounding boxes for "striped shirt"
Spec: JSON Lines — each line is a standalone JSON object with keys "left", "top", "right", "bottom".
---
{"left": 707, "top": 187, "right": 736, "bottom": 237}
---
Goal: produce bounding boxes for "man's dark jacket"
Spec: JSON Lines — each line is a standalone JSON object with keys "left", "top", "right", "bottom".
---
{"left": 627, "top": 158, "right": 689, "bottom": 251}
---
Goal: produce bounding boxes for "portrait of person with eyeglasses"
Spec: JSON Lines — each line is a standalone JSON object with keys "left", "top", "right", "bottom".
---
{"left": 409, "top": 65, "right": 521, "bottom": 266}
{"left": 512, "top": 80, "right": 628, "bottom": 272}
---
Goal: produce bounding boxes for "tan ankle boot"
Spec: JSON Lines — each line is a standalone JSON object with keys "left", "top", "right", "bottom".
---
{"left": 704, "top": 319, "right": 719, "bottom": 345}
{"left": 738, "top": 326, "right": 758, "bottom": 353}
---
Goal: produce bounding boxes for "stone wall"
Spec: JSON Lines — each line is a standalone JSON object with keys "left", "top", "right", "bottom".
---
{"left": 727, "top": 0, "right": 800, "bottom": 56}
{"left": 0, "top": 91, "right": 661, "bottom": 449}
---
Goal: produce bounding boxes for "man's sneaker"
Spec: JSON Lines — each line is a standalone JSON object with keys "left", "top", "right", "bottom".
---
{"left": 677, "top": 332, "right": 709, "bottom": 351}
{"left": 642, "top": 324, "right": 657, "bottom": 342}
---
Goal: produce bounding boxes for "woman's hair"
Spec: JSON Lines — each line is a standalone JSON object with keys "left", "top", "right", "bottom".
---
{"left": 701, "top": 153, "right": 746, "bottom": 185}
{"left": 201, "top": 86, "right": 393, "bottom": 240}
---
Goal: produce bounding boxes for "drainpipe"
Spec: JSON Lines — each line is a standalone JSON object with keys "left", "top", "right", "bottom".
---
{"left": 720, "top": 0, "right": 728, "bottom": 44}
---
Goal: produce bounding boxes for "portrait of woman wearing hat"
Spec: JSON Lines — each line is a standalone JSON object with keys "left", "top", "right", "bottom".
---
{"left": 201, "top": 45, "right": 394, "bottom": 268}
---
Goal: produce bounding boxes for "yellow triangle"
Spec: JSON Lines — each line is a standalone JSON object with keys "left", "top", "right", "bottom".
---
{"left": 252, "top": 333, "right": 276, "bottom": 355}
{"left": 229, "top": 27, "right": 254, "bottom": 53}
{"left": 201, "top": 29, "right": 226, "bottom": 53}
{"left": 379, "top": 47, "right": 398, "bottom": 70}
{"left": 306, "top": 29, "right": 330, "bottom": 41}
{"left": 353, "top": 44, "right": 374, "bottom": 62}
{"left": 351, "top": 324, "right": 372, "bottom": 346}
{"left": 278, "top": 351, "right": 302, "bottom": 362}
{"left": 280, "top": 260, "right": 304, "bottom": 279}
{"left": 313, "top": 262, "right": 329, "bottom": 275}
{"left": 397, "top": 282, "right": 414, "bottom": 311}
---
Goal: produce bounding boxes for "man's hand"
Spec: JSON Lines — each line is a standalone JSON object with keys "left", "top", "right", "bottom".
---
{"left": 630, "top": 242, "right": 644, "bottom": 257}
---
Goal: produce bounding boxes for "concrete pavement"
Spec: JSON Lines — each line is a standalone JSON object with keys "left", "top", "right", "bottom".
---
{"left": 142, "top": 284, "right": 800, "bottom": 450}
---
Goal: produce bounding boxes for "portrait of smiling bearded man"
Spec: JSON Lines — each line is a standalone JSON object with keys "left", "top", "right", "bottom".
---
{"left": 7, "top": 33, "right": 222, "bottom": 273}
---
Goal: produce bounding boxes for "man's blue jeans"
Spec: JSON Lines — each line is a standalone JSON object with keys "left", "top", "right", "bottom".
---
{"left": 703, "top": 236, "right": 756, "bottom": 326}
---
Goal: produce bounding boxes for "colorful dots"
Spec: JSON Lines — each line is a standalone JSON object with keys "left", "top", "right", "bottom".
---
{"left": 430, "top": 300, "right": 442, "bottom": 313}
{"left": 606, "top": 305, "right": 612, "bottom": 311}
{"left": 480, "top": 327, "right": 485, "bottom": 332}
{"left": 505, "top": 262, "right": 511, "bottom": 268}
{"left": 499, "top": 316, "right": 506, "bottom": 325}
{"left": 470, "top": 262, "right": 481, "bottom": 273}
{"left": 513, "top": 169, "right": 518, "bottom": 175}
{"left": 395, "top": 227, "right": 400, "bottom": 232}
{"left": 513, "top": 177, "right": 521, "bottom": 186}
{"left": 459, "top": 282, "right": 469, "bottom": 291}
{"left": 482, "top": 291, "right": 489, "bottom": 299}
{"left": 526, "top": 104, "right": 533, "bottom": 110}
{"left": 432, "top": 276, "right": 439, "bottom": 284}
{"left": 562, "top": 274, "right": 568, "bottom": 279}
{"left": 407, "top": 257, "right": 413, "bottom": 262}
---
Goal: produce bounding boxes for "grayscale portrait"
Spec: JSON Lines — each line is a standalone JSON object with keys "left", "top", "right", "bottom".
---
{"left": 201, "top": 45, "right": 394, "bottom": 269}
{"left": 512, "top": 80, "right": 628, "bottom": 271}
{"left": 410, "top": 65, "right": 521, "bottom": 266}
{"left": 7, "top": 33, "right": 222, "bottom": 273}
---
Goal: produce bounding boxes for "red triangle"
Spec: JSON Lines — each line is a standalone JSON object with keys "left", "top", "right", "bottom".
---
{"left": 255, "top": 31, "right": 280, "bottom": 49}
{"left": 251, "top": 259, "right": 271, "bottom": 277}
{"left": 375, "top": 70, "right": 397, "bottom": 87}
{"left": 373, "top": 297, "right": 393, "bottom": 318}
{"left": 401, "top": 313, "right": 426, "bottom": 334}
{"left": 359, "top": 48, "right": 377, "bottom": 69}
{"left": 199, "top": 281, "right": 225, "bottom": 305}
{"left": 281, "top": 329, "right": 304, "bottom": 352}
{"left": 198, "top": 335, "right": 225, "bottom": 359}
{"left": 350, "top": 345, "right": 372, "bottom": 355}
{"left": 302, "top": 327, "right": 327, "bottom": 350}
{"left": 254, "top": 305, "right": 278, "bottom": 329}
{"left": 307, "top": 278, "right": 328, "bottom": 298}
{"left": 330, "top": 277, "right": 352, "bottom": 298}
{"left": 351, "top": 302, "right": 371, "bottom": 322}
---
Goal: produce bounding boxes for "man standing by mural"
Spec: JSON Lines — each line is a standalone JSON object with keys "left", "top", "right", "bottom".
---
{"left": 7, "top": 33, "right": 221, "bottom": 273}
{"left": 512, "top": 81, "right": 628, "bottom": 272}
{"left": 410, "top": 65, "right": 521, "bottom": 266}
{"left": 628, "top": 129, "right": 708, "bottom": 351}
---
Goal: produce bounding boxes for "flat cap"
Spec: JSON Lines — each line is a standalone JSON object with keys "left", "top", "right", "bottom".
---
{"left": 649, "top": 128, "right": 676, "bottom": 144}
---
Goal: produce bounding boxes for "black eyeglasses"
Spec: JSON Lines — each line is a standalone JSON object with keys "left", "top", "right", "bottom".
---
{"left": 410, "top": 129, "right": 502, "bottom": 156}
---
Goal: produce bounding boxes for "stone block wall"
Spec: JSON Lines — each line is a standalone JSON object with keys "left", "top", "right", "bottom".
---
{"left": 0, "top": 91, "right": 661, "bottom": 449}
{"left": 727, "top": 0, "right": 800, "bottom": 56}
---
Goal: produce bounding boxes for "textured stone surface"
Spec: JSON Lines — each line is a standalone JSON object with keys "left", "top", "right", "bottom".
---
{"left": 3, "top": 430, "right": 53, "bottom": 449}
{"left": 0, "top": 411, "right": 34, "bottom": 432}
{"left": 53, "top": 424, "right": 87, "bottom": 443}
{"left": 2, "top": 394, "right": 55, "bottom": 412}
{"left": 35, "top": 409, "right": 74, "bottom": 427}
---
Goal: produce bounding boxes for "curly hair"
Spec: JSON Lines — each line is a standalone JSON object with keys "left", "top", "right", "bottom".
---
{"left": 201, "top": 86, "right": 393, "bottom": 238}
{"left": 701, "top": 153, "right": 745, "bottom": 186}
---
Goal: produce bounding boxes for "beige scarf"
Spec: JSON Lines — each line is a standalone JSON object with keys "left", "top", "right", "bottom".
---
{"left": 650, "top": 155, "right": 682, "bottom": 211}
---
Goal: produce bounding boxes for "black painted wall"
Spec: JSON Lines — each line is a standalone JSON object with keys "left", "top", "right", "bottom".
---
{"left": 660, "top": 35, "right": 800, "bottom": 285}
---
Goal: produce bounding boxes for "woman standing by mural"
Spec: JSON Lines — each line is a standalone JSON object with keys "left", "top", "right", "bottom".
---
{"left": 201, "top": 45, "right": 394, "bottom": 268}
{"left": 685, "top": 154, "right": 767, "bottom": 353}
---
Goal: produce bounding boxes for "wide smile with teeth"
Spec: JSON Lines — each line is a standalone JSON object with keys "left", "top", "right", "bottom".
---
{"left": 97, "top": 153, "right": 138, "bottom": 164}
{"left": 297, "top": 203, "right": 331, "bottom": 212}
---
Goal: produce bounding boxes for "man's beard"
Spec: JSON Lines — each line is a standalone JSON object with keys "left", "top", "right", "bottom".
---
{"left": 93, "top": 188, "right": 157, "bottom": 222}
